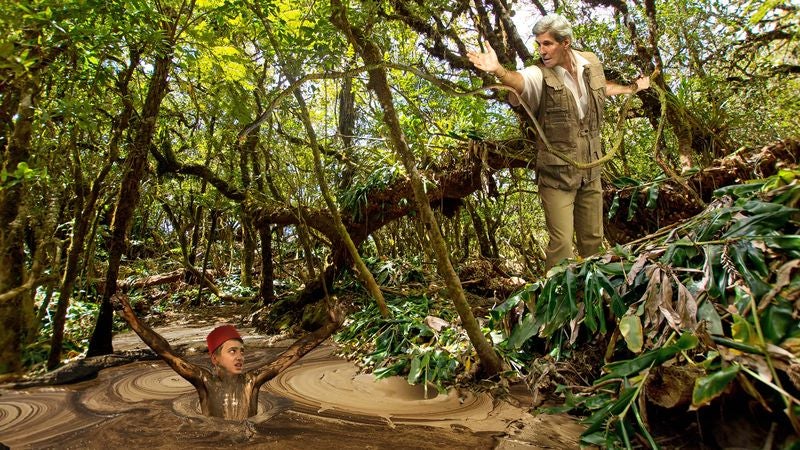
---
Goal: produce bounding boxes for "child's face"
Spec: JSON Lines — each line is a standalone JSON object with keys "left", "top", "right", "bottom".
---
{"left": 211, "top": 339, "right": 244, "bottom": 375}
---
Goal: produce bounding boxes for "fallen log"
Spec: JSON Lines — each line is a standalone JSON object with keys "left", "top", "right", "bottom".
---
{"left": 604, "top": 139, "right": 799, "bottom": 243}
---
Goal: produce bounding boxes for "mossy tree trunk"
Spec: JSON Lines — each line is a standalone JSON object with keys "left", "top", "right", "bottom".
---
{"left": 87, "top": 7, "right": 188, "bottom": 356}
{"left": 330, "top": 0, "right": 502, "bottom": 377}
{"left": 0, "top": 66, "right": 38, "bottom": 374}
{"left": 47, "top": 49, "right": 139, "bottom": 369}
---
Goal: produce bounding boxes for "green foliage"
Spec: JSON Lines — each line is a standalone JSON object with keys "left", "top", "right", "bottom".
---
{"left": 338, "top": 165, "right": 403, "bottom": 220}
{"left": 362, "top": 255, "right": 425, "bottom": 286}
{"left": 0, "top": 162, "right": 48, "bottom": 190}
{"left": 501, "top": 170, "right": 800, "bottom": 446}
{"left": 335, "top": 295, "right": 474, "bottom": 395}
{"left": 26, "top": 295, "right": 101, "bottom": 370}
{"left": 215, "top": 273, "right": 258, "bottom": 297}
{"left": 607, "top": 173, "right": 668, "bottom": 220}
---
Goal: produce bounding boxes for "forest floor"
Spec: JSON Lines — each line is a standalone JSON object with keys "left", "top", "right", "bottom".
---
{"left": 0, "top": 302, "right": 588, "bottom": 449}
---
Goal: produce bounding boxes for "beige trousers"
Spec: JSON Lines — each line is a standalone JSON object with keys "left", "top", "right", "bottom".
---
{"left": 539, "top": 177, "right": 604, "bottom": 269}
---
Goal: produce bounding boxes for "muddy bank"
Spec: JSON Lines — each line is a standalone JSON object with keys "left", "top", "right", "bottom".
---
{"left": 0, "top": 327, "right": 585, "bottom": 449}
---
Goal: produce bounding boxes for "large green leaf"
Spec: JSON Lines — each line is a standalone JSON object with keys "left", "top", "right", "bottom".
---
{"left": 565, "top": 268, "right": 578, "bottom": 315}
{"left": 608, "top": 193, "right": 620, "bottom": 219}
{"left": 582, "top": 386, "right": 639, "bottom": 436}
{"left": 598, "top": 332, "right": 699, "bottom": 382}
{"left": 695, "top": 209, "right": 733, "bottom": 242}
{"left": 508, "top": 313, "right": 540, "bottom": 349}
{"left": 761, "top": 303, "right": 793, "bottom": 343}
{"left": 724, "top": 208, "right": 793, "bottom": 239}
{"left": 583, "top": 270, "right": 599, "bottom": 333}
{"left": 407, "top": 355, "right": 422, "bottom": 384}
{"left": 595, "top": 268, "right": 625, "bottom": 318}
{"left": 763, "top": 235, "right": 800, "bottom": 251}
{"left": 731, "top": 313, "right": 759, "bottom": 346}
{"left": 702, "top": 245, "right": 728, "bottom": 299}
{"left": 692, "top": 364, "right": 740, "bottom": 407}
{"left": 626, "top": 193, "right": 639, "bottom": 221}
{"left": 697, "top": 301, "right": 724, "bottom": 335}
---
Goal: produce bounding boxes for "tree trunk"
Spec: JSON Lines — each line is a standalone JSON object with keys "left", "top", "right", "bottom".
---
{"left": 239, "top": 132, "right": 258, "bottom": 287}
{"left": 241, "top": 215, "right": 256, "bottom": 287}
{"left": 86, "top": 19, "right": 180, "bottom": 356}
{"left": 259, "top": 225, "right": 275, "bottom": 305}
{"left": 194, "top": 209, "right": 218, "bottom": 306}
{"left": 48, "top": 161, "right": 114, "bottom": 368}
{"left": 0, "top": 75, "right": 38, "bottom": 374}
{"left": 330, "top": 0, "right": 502, "bottom": 377}
{"left": 48, "top": 55, "right": 135, "bottom": 367}
{"left": 290, "top": 77, "right": 390, "bottom": 318}
{"left": 466, "top": 200, "right": 492, "bottom": 258}
{"left": 298, "top": 223, "right": 317, "bottom": 280}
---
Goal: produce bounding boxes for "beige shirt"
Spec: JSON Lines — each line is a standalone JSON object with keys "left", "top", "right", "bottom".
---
{"left": 511, "top": 50, "right": 591, "bottom": 120}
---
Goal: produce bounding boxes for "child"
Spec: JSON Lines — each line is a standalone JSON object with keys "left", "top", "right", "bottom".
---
{"left": 113, "top": 293, "right": 342, "bottom": 420}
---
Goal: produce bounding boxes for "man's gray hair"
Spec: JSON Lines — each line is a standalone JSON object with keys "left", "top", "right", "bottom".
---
{"left": 532, "top": 13, "right": 574, "bottom": 43}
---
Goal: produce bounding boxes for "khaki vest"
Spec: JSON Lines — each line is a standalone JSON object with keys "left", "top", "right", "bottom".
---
{"left": 535, "top": 51, "right": 606, "bottom": 190}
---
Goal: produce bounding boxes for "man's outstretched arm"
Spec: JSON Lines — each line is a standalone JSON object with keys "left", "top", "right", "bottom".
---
{"left": 251, "top": 306, "right": 345, "bottom": 388}
{"left": 113, "top": 293, "right": 203, "bottom": 384}
{"left": 606, "top": 75, "right": 650, "bottom": 97}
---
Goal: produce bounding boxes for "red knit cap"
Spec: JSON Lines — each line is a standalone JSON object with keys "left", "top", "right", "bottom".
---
{"left": 206, "top": 325, "right": 242, "bottom": 355}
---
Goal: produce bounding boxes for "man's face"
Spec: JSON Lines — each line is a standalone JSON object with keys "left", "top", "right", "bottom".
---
{"left": 211, "top": 339, "right": 244, "bottom": 375}
{"left": 536, "top": 32, "right": 570, "bottom": 69}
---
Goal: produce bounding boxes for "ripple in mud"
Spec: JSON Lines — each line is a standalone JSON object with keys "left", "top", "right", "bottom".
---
{"left": 265, "top": 349, "right": 500, "bottom": 429}
{"left": 79, "top": 362, "right": 195, "bottom": 414}
{"left": 113, "top": 365, "right": 194, "bottom": 400}
{"left": 0, "top": 388, "right": 105, "bottom": 447}
{"left": 1, "top": 344, "right": 583, "bottom": 448}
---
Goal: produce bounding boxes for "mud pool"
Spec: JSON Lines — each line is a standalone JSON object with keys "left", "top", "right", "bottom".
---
{"left": 0, "top": 326, "right": 585, "bottom": 449}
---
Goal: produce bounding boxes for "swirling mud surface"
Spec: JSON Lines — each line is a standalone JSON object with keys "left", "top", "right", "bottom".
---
{"left": 0, "top": 329, "right": 584, "bottom": 449}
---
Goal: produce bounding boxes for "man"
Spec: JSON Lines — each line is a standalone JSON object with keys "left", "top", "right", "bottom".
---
{"left": 113, "top": 293, "right": 342, "bottom": 420}
{"left": 468, "top": 13, "right": 649, "bottom": 270}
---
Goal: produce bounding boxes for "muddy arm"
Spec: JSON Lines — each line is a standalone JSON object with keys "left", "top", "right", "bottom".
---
{"left": 112, "top": 293, "right": 203, "bottom": 384}
{"left": 251, "top": 306, "right": 344, "bottom": 388}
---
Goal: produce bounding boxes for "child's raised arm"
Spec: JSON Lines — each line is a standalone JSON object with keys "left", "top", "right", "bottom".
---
{"left": 112, "top": 293, "right": 204, "bottom": 386}
{"left": 250, "top": 305, "right": 345, "bottom": 388}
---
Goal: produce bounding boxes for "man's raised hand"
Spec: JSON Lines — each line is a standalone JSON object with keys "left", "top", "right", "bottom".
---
{"left": 467, "top": 43, "right": 501, "bottom": 74}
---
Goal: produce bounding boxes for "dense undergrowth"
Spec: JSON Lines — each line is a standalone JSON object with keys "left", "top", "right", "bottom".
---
{"left": 335, "top": 169, "right": 800, "bottom": 447}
